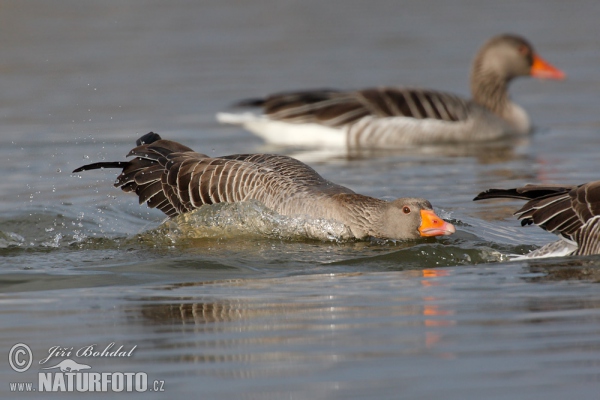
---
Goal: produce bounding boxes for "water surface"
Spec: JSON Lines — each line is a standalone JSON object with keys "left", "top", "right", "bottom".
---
{"left": 1, "top": 1, "right": 600, "bottom": 398}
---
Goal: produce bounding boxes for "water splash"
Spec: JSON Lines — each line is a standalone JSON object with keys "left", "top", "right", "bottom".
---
{"left": 157, "top": 201, "right": 355, "bottom": 242}
{"left": 0, "top": 231, "right": 25, "bottom": 248}
{"left": 41, "top": 233, "right": 63, "bottom": 248}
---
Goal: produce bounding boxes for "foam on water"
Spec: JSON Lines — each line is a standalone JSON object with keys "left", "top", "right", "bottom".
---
{"left": 0, "top": 231, "right": 25, "bottom": 249}
{"left": 157, "top": 200, "right": 355, "bottom": 242}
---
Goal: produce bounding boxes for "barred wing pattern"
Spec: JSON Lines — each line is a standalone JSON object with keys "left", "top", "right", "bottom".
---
{"left": 112, "top": 138, "right": 353, "bottom": 218}
{"left": 74, "top": 133, "right": 460, "bottom": 241}
{"left": 572, "top": 217, "right": 600, "bottom": 255}
{"left": 254, "top": 87, "right": 471, "bottom": 127}
{"left": 474, "top": 181, "right": 600, "bottom": 255}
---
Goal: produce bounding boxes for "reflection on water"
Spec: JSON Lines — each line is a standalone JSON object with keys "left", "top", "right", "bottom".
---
{"left": 114, "top": 267, "right": 600, "bottom": 397}
{"left": 279, "top": 136, "right": 527, "bottom": 164}
{"left": 524, "top": 256, "right": 600, "bottom": 282}
{"left": 128, "top": 271, "right": 461, "bottom": 380}
{"left": 1, "top": 265, "right": 600, "bottom": 398}
{"left": 1, "top": 0, "right": 600, "bottom": 398}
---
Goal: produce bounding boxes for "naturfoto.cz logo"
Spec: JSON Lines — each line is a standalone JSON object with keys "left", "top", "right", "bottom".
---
{"left": 8, "top": 343, "right": 165, "bottom": 393}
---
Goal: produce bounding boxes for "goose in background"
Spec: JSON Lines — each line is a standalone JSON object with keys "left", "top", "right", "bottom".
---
{"left": 474, "top": 182, "right": 600, "bottom": 257}
{"left": 217, "top": 34, "right": 564, "bottom": 149}
{"left": 73, "top": 132, "right": 455, "bottom": 241}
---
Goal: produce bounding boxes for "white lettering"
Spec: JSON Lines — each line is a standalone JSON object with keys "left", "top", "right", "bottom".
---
{"left": 10, "top": 382, "right": 34, "bottom": 392}
{"left": 65, "top": 373, "right": 75, "bottom": 391}
{"left": 39, "top": 373, "right": 52, "bottom": 392}
{"left": 100, "top": 342, "right": 115, "bottom": 357}
{"left": 76, "top": 372, "right": 88, "bottom": 392}
{"left": 39, "top": 346, "right": 73, "bottom": 364}
{"left": 112, "top": 372, "right": 124, "bottom": 392}
{"left": 89, "top": 372, "right": 101, "bottom": 392}
{"left": 127, "top": 345, "right": 137, "bottom": 356}
{"left": 135, "top": 373, "right": 147, "bottom": 392}
{"left": 76, "top": 344, "right": 96, "bottom": 357}
{"left": 37, "top": 371, "right": 149, "bottom": 393}
{"left": 124, "top": 372, "right": 135, "bottom": 391}
{"left": 102, "top": 372, "right": 111, "bottom": 391}
{"left": 52, "top": 373, "right": 66, "bottom": 392}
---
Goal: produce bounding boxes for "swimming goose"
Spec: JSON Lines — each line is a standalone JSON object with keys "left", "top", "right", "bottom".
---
{"left": 217, "top": 34, "right": 564, "bottom": 148}
{"left": 73, "top": 132, "right": 455, "bottom": 240}
{"left": 474, "top": 182, "right": 600, "bottom": 257}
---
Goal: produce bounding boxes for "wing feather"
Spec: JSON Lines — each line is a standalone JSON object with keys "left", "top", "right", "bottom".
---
{"left": 253, "top": 87, "right": 470, "bottom": 128}
{"left": 474, "top": 182, "right": 600, "bottom": 249}
{"left": 78, "top": 134, "right": 354, "bottom": 219}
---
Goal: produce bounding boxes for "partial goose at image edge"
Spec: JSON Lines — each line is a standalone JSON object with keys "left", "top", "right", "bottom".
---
{"left": 474, "top": 182, "right": 600, "bottom": 258}
{"left": 72, "top": 132, "right": 455, "bottom": 242}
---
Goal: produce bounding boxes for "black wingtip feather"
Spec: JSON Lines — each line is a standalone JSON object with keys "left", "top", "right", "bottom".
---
{"left": 72, "top": 162, "right": 129, "bottom": 173}
{"left": 473, "top": 188, "right": 522, "bottom": 201}
{"left": 474, "top": 186, "right": 573, "bottom": 202}
{"left": 136, "top": 132, "right": 162, "bottom": 146}
{"left": 232, "top": 98, "right": 266, "bottom": 108}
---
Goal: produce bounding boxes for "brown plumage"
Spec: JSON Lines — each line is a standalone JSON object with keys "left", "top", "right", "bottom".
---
{"left": 73, "top": 133, "right": 455, "bottom": 240}
{"left": 474, "top": 182, "right": 600, "bottom": 256}
{"left": 247, "top": 88, "right": 470, "bottom": 126}
{"left": 218, "top": 34, "right": 564, "bottom": 147}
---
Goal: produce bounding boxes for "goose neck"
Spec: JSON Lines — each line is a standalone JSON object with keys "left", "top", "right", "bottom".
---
{"left": 470, "top": 71, "right": 510, "bottom": 116}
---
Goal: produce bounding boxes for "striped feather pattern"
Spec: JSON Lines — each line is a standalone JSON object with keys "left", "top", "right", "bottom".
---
{"left": 221, "top": 35, "right": 563, "bottom": 148}
{"left": 474, "top": 181, "right": 600, "bottom": 256}
{"left": 75, "top": 132, "right": 354, "bottom": 219}
{"left": 257, "top": 87, "right": 470, "bottom": 127}
{"left": 125, "top": 150, "right": 351, "bottom": 218}
{"left": 574, "top": 217, "right": 600, "bottom": 255}
{"left": 73, "top": 133, "right": 454, "bottom": 240}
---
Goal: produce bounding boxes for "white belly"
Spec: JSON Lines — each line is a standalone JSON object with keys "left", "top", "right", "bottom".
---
{"left": 217, "top": 112, "right": 346, "bottom": 147}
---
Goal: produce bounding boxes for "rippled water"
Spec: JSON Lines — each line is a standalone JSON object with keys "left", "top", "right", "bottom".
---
{"left": 1, "top": 1, "right": 600, "bottom": 398}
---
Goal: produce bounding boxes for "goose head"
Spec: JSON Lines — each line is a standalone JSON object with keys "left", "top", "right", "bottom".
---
{"left": 471, "top": 34, "right": 565, "bottom": 85}
{"left": 376, "top": 198, "right": 455, "bottom": 240}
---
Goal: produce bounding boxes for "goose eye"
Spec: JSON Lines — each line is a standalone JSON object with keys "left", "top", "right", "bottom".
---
{"left": 518, "top": 44, "right": 529, "bottom": 55}
{"left": 402, "top": 206, "right": 411, "bottom": 214}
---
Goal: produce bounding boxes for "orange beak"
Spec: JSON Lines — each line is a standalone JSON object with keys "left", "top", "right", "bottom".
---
{"left": 530, "top": 54, "right": 565, "bottom": 80}
{"left": 418, "top": 209, "right": 456, "bottom": 237}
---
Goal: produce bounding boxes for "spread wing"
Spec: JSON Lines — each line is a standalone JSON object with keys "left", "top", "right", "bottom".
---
{"left": 73, "top": 133, "right": 352, "bottom": 218}
{"left": 474, "top": 182, "right": 600, "bottom": 238}
{"left": 241, "top": 87, "right": 470, "bottom": 127}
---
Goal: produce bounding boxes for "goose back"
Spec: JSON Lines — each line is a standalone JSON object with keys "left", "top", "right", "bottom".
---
{"left": 74, "top": 133, "right": 455, "bottom": 240}
{"left": 241, "top": 87, "right": 471, "bottom": 128}
{"left": 115, "top": 138, "right": 355, "bottom": 219}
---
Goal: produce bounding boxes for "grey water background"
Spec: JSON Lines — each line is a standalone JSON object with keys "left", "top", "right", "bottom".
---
{"left": 1, "top": 1, "right": 600, "bottom": 398}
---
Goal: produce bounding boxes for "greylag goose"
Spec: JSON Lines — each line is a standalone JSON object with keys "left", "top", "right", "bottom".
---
{"left": 474, "top": 182, "right": 600, "bottom": 257}
{"left": 73, "top": 132, "right": 455, "bottom": 240}
{"left": 217, "top": 34, "right": 564, "bottom": 148}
